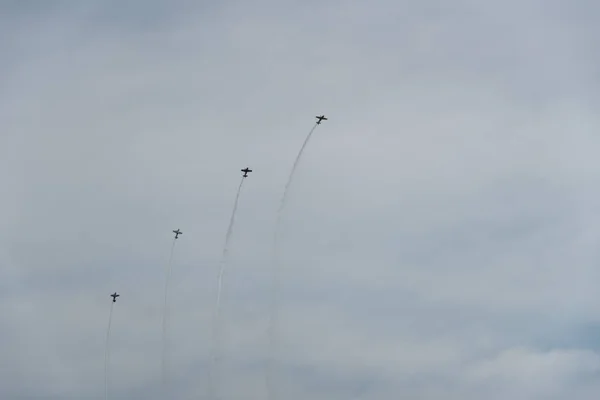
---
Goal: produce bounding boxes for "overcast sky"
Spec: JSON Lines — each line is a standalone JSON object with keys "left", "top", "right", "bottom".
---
{"left": 2, "top": 1, "right": 600, "bottom": 399}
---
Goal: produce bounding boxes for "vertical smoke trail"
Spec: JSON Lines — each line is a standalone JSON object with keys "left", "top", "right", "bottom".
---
{"left": 104, "top": 301, "right": 115, "bottom": 400}
{"left": 208, "top": 177, "right": 246, "bottom": 400}
{"left": 161, "top": 237, "right": 177, "bottom": 393}
{"left": 277, "top": 122, "right": 319, "bottom": 216}
{"left": 266, "top": 121, "right": 320, "bottom": 400}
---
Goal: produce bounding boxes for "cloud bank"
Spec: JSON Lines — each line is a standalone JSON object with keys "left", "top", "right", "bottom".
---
{"left": 2, "top": 1, "right": 600, "bottom": 399}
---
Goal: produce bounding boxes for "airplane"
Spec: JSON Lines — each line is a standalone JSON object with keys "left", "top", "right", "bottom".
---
{"left": 111, "top": 292, "right": 120, "bottom": 303}
{"left": 241, "top": 167, "right": 252, "bottom": 177}
{"left": 316, "top": 115, "right": 328, "bottom": 124}
{"left": 173, "top": 229, "right": 182, "bottom": 239}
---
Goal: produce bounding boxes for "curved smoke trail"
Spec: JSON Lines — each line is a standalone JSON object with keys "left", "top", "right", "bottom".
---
{"left": 104, "top": 301, "right": 115, "bottom": 400}
{"left": 208, "top": 177, "right": 246, "bottom": 400}
{"left": 266, "top": 121, "right": 320, "bottom": 400}
{"left": 161, "top": 237, "right": 177, "bottom": 393}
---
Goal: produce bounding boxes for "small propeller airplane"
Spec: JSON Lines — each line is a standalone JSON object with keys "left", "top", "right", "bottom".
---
{"left": 316, "top": 115, "right": 328, "bottom": 124}
{"left": 173, "top": 229, "right": 182, "bottom": 239}
{"left": 111, "top": 292, "right": 120, "bottom": 303}
{"left": 241, "top": 167, "right": 252, "bottom": 177}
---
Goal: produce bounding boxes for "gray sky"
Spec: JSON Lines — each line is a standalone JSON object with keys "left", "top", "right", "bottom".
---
{"left": 2, "top": 1, "right": 600, "bottom": 399}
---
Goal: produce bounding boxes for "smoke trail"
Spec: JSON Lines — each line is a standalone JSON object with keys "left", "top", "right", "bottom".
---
{"left": 161, "top": 237, "right": 177, "bottom": 393}
{"left": 277, "top": 122, "right": 318, "bottom": 216}
{"left": 266, "top": 121, "right": 320, "bottom": 400}
{"left": 208, "top": 177, "right": 246, "bottom": 400}
{"left": 104, "top": 301, "right": 115, "bottom": 400}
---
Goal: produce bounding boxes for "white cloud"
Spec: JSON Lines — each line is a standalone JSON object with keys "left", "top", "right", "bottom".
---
{"left": 2, "top": 0, "right": 600, "bottom": 399}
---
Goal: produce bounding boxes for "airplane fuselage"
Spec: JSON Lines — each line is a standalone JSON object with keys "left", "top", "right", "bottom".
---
{"left": 241, "top": 168, "right": 252, "bottom": 177}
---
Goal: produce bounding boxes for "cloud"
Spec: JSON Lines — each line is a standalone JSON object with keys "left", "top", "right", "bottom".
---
{"left": 2, "top": 0, "right": 600, "bottom": 398}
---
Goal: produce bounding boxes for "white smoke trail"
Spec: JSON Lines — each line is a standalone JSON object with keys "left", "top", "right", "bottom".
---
{"left": 208, "top": 177, "right": 246, "bottom": 400}
{"left": 277, "top": 122, "right": 318, "bottom": 216}
{"left": 161, "top": 237, "right": 177, "bottom": 393}
{"left": 104, "top": 301, "right": 115, "bottom": 400}
{"left": 266, "top": 121, "right": 320, "bottom": 400}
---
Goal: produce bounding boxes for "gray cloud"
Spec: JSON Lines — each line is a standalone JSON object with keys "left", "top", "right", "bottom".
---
{"left": 2, "top": 0, "right": 600, "bottom": 398}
